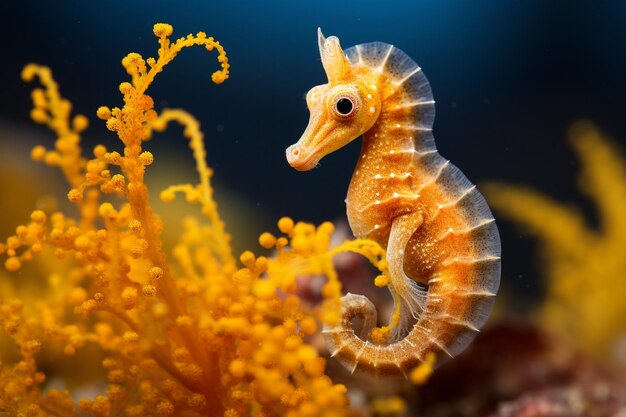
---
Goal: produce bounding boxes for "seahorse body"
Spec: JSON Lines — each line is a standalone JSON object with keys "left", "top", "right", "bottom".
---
{"left": 286, "top": 30, "right": 501, "bottom": 377}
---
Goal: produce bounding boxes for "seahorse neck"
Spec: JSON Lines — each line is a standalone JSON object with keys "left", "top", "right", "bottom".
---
{"left": 357, "top": 109, "right": 416, "bottom": 169}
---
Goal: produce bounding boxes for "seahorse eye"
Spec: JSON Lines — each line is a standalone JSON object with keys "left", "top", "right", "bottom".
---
{"left": 331, "top": 92, "right": 359, "bottom": 119}
{"left": 336, "top": 98, "right": 353, "bottom": 115}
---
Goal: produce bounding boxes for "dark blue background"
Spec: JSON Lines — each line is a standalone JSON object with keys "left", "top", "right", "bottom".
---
{"left": 2, "top": 0, "right": 625, "bottom": 308}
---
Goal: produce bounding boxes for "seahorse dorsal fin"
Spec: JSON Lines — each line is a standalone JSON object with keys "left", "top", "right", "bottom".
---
{"left": 318, "top": 28, "right": 352, "bottom": 84}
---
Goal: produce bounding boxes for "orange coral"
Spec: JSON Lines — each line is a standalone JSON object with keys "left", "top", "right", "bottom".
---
{"left": 0, "top": 23, "right": 376, "bottom": 416}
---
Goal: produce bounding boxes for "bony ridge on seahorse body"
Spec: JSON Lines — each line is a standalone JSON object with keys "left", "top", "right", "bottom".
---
{"left": 286, "top": 29, "right": 501, "bottom": 378}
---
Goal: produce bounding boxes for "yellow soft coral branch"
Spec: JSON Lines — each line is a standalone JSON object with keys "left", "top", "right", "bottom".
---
{"left": 257, "top": 220, "right": 347, "bottom": 327}
{"left": 89, "top": 27, "right": 231, "bottom": 403}
{"left": 133, "top": 23, "right": 230, "bottom": 94}
{"left": 482, "top": 183, "right": 596, "bottom": 258}
{"left": 1, "top": 22, "right": 361, "bottom": 417}
{"left": 97, "top": 22, "right": 229, "bottom": 175}
{"left": 327, "top": 238, "right": 387, "bottom": 272}
{"left": 21, "top": 63, "right": 88, "bottom": 189}
{"left": 20, "top": 64, "right": 103, "bottom": 231}
{"left": 154, "top": 110, "right": 212, "bottom": 202}
{"left": 409, "top": 352, "right": 436, "bottom": 385}
{"left": 569, "top": 121, "right": 626, "bottom": 239}
{"left": 369, "top": 396, "right": 407, "bottom": 416}
{"left": 153, "top": 108, "right": 234, "bottom": 267}
{"left": 484, "top": 121, "right": 626, "bottom": 362}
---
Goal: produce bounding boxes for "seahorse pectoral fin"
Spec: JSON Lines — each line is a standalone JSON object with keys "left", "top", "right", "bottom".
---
{"left": 386, "top": 212, "right": 427, "bottom": 332}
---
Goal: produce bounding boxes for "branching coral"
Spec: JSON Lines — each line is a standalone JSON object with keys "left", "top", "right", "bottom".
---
{"left": 0, "top": 23, "right": 389, "bottom": 416}
{"left": 483, "top": 121, "right": 626, "bottom": 362}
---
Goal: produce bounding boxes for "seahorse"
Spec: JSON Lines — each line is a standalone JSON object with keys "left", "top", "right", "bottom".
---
{"left": 286, "top": 30, "right": 501, "bottom": 378}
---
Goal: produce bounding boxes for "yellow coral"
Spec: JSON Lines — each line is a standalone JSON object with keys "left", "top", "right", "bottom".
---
{"left": 369, "top": 396, "right": 407, "bottom": 417}
{"left": 0, "top": 23, "right": 373, "bottom": 416}
{"left": 409, "top": 352, "right": 435, "bottom": 385}
{"left": 484, "top": 121, "right": 626, "bottom": 362}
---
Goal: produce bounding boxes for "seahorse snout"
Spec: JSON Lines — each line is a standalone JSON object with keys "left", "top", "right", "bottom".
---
{"left": 286, "top": 144, "right": 317, "bottom": 171}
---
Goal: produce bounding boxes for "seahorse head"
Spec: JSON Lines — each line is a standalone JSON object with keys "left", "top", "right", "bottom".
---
{"left": 286, "top": 29, "right": 381, "bottom": 171}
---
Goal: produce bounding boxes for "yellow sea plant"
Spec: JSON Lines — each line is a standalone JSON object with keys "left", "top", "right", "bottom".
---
{"left": 484, "top": 121, "right": 626, "bottom": 364}
{"left": 0, "top": 23, "right": 392, "bottom": 416}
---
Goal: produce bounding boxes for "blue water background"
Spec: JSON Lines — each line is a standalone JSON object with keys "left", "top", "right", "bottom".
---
{"left": 1, "top": 0, "right": 625, "bottom": 307}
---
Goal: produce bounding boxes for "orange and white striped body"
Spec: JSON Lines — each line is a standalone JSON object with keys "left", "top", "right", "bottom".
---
{"left": 287, "top": 31, "right": 500, "bottom": 377}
